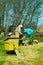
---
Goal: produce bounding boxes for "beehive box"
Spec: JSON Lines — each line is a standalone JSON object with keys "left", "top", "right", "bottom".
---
{"left": 4, "top": 37, "right": 19, "bottom": 51}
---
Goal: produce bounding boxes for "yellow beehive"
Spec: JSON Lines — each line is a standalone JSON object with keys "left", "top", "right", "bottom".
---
{"left": 5, "top": 43, "right": 14, "bottom": 51}
{"left": 4, "top": 38, "right": 19, "bottom": 51}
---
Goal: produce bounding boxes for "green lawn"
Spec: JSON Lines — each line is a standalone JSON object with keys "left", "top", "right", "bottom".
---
{"left": 0, "top": 58, "right": 5, "bottom": 65}
{"left": 0, "top": 36, "right": 43, "bottom": 65}
{"left": 33, "top": 36, "right": 43, "bottom": 42}
{"left": 0, "top": 43, "right": 43, "bottom": 65}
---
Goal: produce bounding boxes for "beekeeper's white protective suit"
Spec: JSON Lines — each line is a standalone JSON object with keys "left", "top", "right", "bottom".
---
{"left": 15, "top": 24, "right": 23, "bottom": 38}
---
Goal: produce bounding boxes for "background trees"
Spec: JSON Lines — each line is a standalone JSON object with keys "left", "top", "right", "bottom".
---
{"left": 0, "top": 0, "right": 43, "bottom": 36}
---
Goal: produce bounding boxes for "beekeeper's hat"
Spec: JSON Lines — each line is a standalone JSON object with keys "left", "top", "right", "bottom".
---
{"left": 19, "top": 24, "right": 23, "bottom": 27}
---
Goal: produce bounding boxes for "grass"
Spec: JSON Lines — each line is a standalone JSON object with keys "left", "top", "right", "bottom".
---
{"left": 0, "top": 44, "right": 7, "bottom": 56}
{"left": 0, "top": 36, "right": 43, "bottom": 65}
{"left": 0, "top": 59, "right": 5, "bottom": 65}
{"left": 0, "top": 36, "right": 5, "bottom": 40}
{"left": 33, "top": 36, "right": 43, "bottom": 42}
{"left": 37, "top": 47, "right": 43, "bottom": 58}
{"left": 0, "top": 43, "right": 43, "bottom": 65}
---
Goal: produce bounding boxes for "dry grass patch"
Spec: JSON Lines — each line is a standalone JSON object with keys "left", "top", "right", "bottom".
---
{"left": 0, "top": 43, "right": 43, "bottom": 65}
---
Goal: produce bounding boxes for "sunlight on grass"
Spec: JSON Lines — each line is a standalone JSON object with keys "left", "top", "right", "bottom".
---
{"left": 0, "top": 42, "right": 43, "bottom": 65}
{"left": 0, "top": 58, "right": 5, "bottom": 65}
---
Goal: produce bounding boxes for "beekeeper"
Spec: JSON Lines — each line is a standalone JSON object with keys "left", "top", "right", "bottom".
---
{"left": 15, "top": 24, "right": 23, "bottom": 38}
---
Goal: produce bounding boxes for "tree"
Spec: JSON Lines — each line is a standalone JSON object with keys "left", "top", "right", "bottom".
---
{"left": 0, "top": 0, "right": 6, "bottom": 32}
{"left": 0, "top": 0, "right": 42, "bottom": 36}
